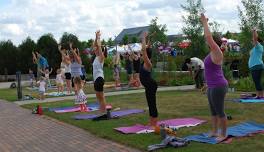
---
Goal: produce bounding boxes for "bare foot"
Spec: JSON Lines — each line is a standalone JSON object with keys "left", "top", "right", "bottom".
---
{"left": 216, "top": 135, "right": 227, "bottom": 142}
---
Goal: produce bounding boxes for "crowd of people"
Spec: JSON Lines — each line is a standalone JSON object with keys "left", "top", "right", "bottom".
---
{"left": 27, "top": 13, "right": 264, "bottom": 141}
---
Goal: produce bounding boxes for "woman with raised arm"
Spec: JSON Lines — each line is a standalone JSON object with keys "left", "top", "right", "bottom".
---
{"left": 69, "top": 42, "right": 83, "bottom": 95}
{"left": 248, "top": 28, "right": 264, "bottom": 98}
{"left": 201, "top": 13, "right": 228, "bottom": 141}
{"left": 59, "top": 44, "right": 72, "bottom": 94}
{"left": 92, "top": 30, "right": 107, "bottom": 112}
{"left": 32, "top": 51, "right": 49, "bottom": 80}
{"left": 139, "top": 32, "right": 158, "bottom": 127}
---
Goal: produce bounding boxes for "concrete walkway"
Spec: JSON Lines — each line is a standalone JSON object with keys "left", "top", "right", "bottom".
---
{"left": 15, "top": 85, "right": 195, "bottom": 105}
{"left": 0, "top": 81, "right": 31, "bottom": 89}
{"left": 0, "top": 100, "right": 141, "bottom": 152}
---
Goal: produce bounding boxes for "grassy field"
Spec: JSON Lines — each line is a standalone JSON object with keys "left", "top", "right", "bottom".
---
{"left": 21, "top": 90, "right": 264, "bottom": 152}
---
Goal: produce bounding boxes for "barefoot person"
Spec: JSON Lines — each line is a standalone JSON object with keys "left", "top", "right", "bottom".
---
{"left": 140, "top": 32, "right": 158, "bottom": 127}
{"left": 112, "top": 50, "right": 121, "bottom": 89}
{"left": 69, "top": 43, "right": 83, "bottom": 95}
{"left": 201, "top": 13, "right": 228, "bottom": 141}
{"left": 59, "top": 45, "right": 72, "bottom": 94}
{"left": 92, "top": 30, "right": 107, "bottom": 112}
{"left": 248, "top": 28, "right": 264, "bottom": 98}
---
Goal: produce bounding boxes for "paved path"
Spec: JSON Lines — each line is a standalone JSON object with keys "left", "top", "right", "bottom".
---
{"left": 0, "top": 81, "right": 31, "bottom": 89}
{"left": 0, "top": 100, "right": 141, "bottom": 152}
{"left": 15, "top": 85, "right": 195, "bottom": 105}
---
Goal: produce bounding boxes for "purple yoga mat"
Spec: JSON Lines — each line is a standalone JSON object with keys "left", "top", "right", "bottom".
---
{"left": 49, "top": 103, "right": 99, "bottom": 113}
{"left": 74, "top": 109, "right": 145, "bottom": 120}
{"left": 114, "top": 118, "right": 206, "bottom": 134}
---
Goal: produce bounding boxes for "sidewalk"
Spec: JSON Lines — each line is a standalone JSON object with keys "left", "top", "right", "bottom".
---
{"left": 0, "top": 100, "right": 141, "bottom": 152}
{"left": 0, "top": 80, "right": 31, "bottom": 89}
{"left": 15, "top": 85, "right": 195, "bottom": 105}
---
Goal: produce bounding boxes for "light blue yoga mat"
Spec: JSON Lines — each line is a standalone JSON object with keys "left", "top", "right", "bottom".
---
{"left": 185, "top": 121, "right": 264, "bottom": 144}
{"left": 240, "top": 99, "right": 264, "bottom": 103}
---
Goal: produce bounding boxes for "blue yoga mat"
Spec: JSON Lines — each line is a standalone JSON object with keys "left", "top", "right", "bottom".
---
{"left": 240, "top": 99, "right": 264, "bottom": 103}
{"left": 185, "top": 121, "right": 264, "bottom": 144}
{"left": 49, "top": 102, "right": 99, "bottom": 112}
{"left": 74, "top": 109, "right": 144, "bottom": 120}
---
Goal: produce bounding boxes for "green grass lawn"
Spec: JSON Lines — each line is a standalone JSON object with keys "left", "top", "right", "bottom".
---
{"left": 21, "top": 91, "right": 264, "bottom": 152}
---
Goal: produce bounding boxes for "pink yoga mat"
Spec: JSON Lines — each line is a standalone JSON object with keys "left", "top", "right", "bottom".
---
{"left": 115, "top": 118, "right": 206, "bottom": 134}
{"left": 55, "top": 106, "right": 98, "bottom": 113}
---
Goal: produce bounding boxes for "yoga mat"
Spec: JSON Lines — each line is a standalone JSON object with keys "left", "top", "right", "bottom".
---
{"left": 240, "top": 99, "right": 264, "bottom": 103}
{"left": 49, "top": 102, "right": 99, "bottom": 113}
{"left": 45, "top": 91, "right": 75, "bottom": 97}
{"left": 228, "top": 98, "right": 264, "bottom": 103}
{"left": 115, "top": 118, "right": 206, "bottom": 134}
{"left": 185, "top": 121, "right": 264, "bottom": 144}
{"left": 74, "top": 109, "right": 145, "bottom": 120}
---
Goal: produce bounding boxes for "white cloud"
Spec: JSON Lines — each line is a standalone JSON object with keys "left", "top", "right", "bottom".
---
{"left": 0, "top": 0, "right": 243, "bottom": 45}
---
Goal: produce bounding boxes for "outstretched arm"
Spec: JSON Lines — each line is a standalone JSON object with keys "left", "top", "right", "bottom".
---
{"left": 49, "top": 68, "right": 53, "bottom": 74}
{"left": 39, "top": 69, "right": 45, "bottom": 74}
{"left": 253, "top": 28, "right": 258, "bottom": 46}
{"left": 200, "top": 13, "right": 223, "bottom": 65}
{"left": 141, "top": 32, "right": 152, "bottom": 70}
{"left": 32, "top": 52, "right": 37, "bottom": 64}
{"left": 95, "top": 30, "right": 105, "bottom": 63}
{"left": 69, "top": 42, "right": 82, "bottom": 64}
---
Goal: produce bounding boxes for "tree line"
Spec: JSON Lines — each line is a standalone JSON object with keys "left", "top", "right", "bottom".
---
{"left": 0, "top": 0, "right": 263, "bottom": 76}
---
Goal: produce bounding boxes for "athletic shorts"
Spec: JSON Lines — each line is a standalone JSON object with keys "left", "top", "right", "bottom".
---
{"left": 65, "top": 73, "right": 71, "bottom": 80}
{"left": 94, "top": 77, "right": 104, "bottom": 92}
{"left": 133, "top": 60, "right": 140, "bottom": 73}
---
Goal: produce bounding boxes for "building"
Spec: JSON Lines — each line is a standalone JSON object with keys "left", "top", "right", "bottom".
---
{"left": 114, "top": 26, "right": 187, "bottom": 44}
{"left": 114, "top": 26, "right": 150, "bottom": 44}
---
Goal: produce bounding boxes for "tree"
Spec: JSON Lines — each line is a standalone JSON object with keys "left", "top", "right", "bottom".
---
{"left": 60, "top": 32, "right": 81, "bottom": 49}
{"left": 131, "top": 36, "right": 139, "bottom": 43}
{"left": 37, "top": 34, "right": 60, "bottom": 72}
{"left": 18, "top": 37, "right": 37, "bottom": 73}
{"left": 224, "top": 31, "right": 232, "bottom": 39}
{"left": 148, "top": 17, "right": 168, "bottom": 68}
{"left": 181, "top": 0, "right": 208, "bottom": 58}
{"left": 107, "top": 38, "right": 115, "bottom": 46}
{"left": 87, "top": 39, "right": 94, "bottom": 48}
{"left": 238, "top": 0, "right": 264, "bottom": 52}
{"left": 0, "top": 40, "right": 18, "bottom": 74}
{"left": 148, "top": 17, "right": 168, "bottom": 45}
{"left": 101, "top": 39, "right": 107, "bottom": 46}
{"left": 122, "top": 34, "right": 129, "bottom": 45}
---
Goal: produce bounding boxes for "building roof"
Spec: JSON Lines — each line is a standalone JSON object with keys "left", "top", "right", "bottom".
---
{"left": 114, "top": 26, "right": 150, "bottom": 44}
{"left": 167, "top": 34, "right": 186, "bottom": 42}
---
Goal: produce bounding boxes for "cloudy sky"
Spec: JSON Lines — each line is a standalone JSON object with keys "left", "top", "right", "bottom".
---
{"left": 0, "top": 0, "right": 243, "bottom": 45}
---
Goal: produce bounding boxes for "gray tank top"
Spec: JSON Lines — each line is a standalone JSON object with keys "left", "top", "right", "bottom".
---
{"left": 71, "top": 61, "right": 82, "bottom": 77}
{"left": 92, "top": 57, "right": 104, "bottom": 81}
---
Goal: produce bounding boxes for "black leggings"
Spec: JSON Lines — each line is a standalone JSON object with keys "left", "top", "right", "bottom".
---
{"left": 207, "top": 86, "right": 227, "bottom": 118}
{"left": 251, "top": 69, "right": 263, "bottom": 91}
{"left": 140, "top": 69, "right": 158, "bottom": 118}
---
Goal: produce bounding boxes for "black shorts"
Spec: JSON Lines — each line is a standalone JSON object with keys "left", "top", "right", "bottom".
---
{"left": 71, "top": 75, "right": 85, "bottom": 87}
{"left": 94, "top": 77, "right": 104, "bottom": 92}
{"left": 133, "top": 60, "right": 140, "bottom": 73}
{"left": 65, "top": 73, "right": 71, "bottom": 80}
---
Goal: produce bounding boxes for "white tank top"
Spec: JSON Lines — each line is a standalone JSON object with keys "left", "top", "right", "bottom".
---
{"left": 64, "top": 63, "right": 71, "bottom": 73}
{"left": 92, "top": 57, "right": 104, "bottom": 81}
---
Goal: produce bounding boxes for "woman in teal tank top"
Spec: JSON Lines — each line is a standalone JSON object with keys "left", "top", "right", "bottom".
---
{"left": 248, "top": 28, "right": 264, "bottom": 98}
